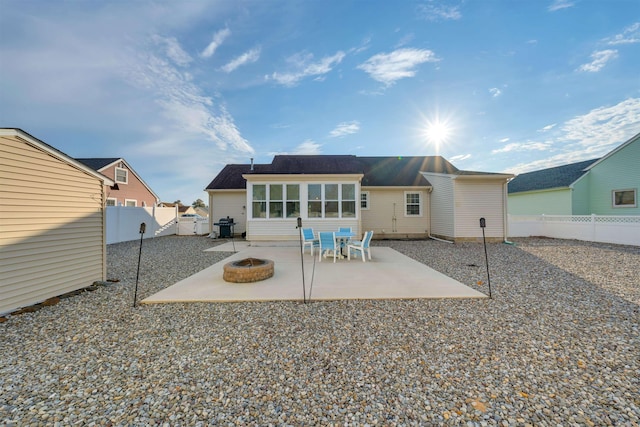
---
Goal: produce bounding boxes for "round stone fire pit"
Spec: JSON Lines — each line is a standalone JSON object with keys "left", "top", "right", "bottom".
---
{"left": 223, "top": 258, "right": 274, "bottom": 283}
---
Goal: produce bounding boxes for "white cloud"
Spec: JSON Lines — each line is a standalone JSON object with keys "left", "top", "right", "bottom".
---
{"left": 604, "top": 22, "right": 640, "bottom": 46}
{"left": 329, "top": 121, "right": 360, "bottom": 138}
{"left": 505, "top": 98, "right": 640, "bottom": 173}
{"left": 200, "top": 28, "right": 231, "bottom": 59}
{"left": 450, "top": 154, "right": 471, "bottom": 162}
{"left": 268, "top": 51, "right": 345, "bottom": 86}
{"left": 499, "top": 137, "right": 510, "bottom": 143}
{"left": 220, "top": 47, "right": 261, "bottom": 73}
{"left": 577, "top": 49, "right": 618, "bottom": 72}
{"left": 492, "top": 141, "right": 552, "bottom": 154}
{"left": 357, "top": 48, "right": 439, "bottom": 86}
{"left": 548, "top": 0, "right": 574, "bottom": 12}
{"left": 294, "top": 140, "right": 322, "bottom": 154}
{"left": 559, "top": 98, "right": 640, "bottom": 150}
{"left": 418, "top": 1, "right": 462, "bottom": 21}
{"left": 270, "top": 139, "right": 322, "bottom": 156}
{"left": 539, "top": 123, "right": 556, "bottom": 132}
{"left": 489, "top": 87, "right": 502, "bottom": 98}
{"left": 152, "top": 35, "right": 192, "bottom": 67}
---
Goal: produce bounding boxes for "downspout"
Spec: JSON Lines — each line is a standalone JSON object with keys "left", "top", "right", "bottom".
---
{"left": 503, "top": 180, "right": 515, "bottom": 245}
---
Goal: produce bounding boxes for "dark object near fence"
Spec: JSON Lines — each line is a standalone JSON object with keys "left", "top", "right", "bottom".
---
{"left": 214, "top": 216, "right": 236, "bottom": 238}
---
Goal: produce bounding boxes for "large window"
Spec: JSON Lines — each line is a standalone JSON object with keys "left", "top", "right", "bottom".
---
{"left": 613, "top": 189, "right": 637, "bottom": 208}
{"left": 253, "top": 184, "right": 300, "bottom": 219}
{"left": 286, "top": 184, "right": 300, "bottom": 218}
{"left": 342, "top": 184, "right": 356, "bottom": 217}
{"left": 308, "top": 184, "right": 322, "bottom": 218}
{"left": 405, "top": 192, "right": 422, "bottom": 216}
{"left": 308, "top": 183, "right": 356, "bottom": 218}
{"left": 252, "top": 184, "right": 267, "bottom": 218}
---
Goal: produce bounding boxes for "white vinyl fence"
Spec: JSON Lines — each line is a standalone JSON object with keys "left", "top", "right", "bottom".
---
{"left": 508, "top": 214, "right": 640, "bottom": 246}
{"left": 106, "top": 206, "right": 179, "bottom": 244}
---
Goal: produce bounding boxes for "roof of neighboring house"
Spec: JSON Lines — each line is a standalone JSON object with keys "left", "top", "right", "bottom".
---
{"left": 508, "top": 158, "right": 599, "bottom": 194}
{"left": 76, "top": 157, "right": 160, "bottom": 201}
{"left": 206, "top": 155, "right": 465, "bottom": 190}
{"left": 75, "top": 157, "right": 121, "bottom": 170}
{"left": 0, "top": 128, "right": 115, "bottom": 185}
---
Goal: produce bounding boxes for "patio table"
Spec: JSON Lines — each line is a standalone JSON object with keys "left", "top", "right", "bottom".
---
{"left": 334, "top": 231, "right": 355, "bottom": 258}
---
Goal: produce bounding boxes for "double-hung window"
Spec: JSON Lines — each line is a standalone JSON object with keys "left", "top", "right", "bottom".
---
{"left": 405, "top": 192, "right": 422, "bottom": 216}
{"left": 286, "top": 184, "right": 300, "bottom": 218}
{"left": 360, "top": 191, "right": 370, "bottom": 210}
{"left": 115, "top": 167, "right": 128, "bottom": 184}
{"left": 252, "top": 185, "right": 267, "bottom": 218}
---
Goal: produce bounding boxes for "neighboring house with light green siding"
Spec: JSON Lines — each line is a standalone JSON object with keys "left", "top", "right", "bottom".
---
{"left": 508, "top": 132, "right": 640, "bottom": 215}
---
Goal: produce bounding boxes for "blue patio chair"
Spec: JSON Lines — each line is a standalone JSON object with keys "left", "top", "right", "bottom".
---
{"left": 348, "top": 230, "right": 374, "bottom": 262}
{"left": 338, "top": 227, "right": 352, "bottom": 233}
{"left": 318, "top": 231, "right": 338, "bottom": 263}
{"left": 302, "top": 228, "right": 319, "bottom": 255}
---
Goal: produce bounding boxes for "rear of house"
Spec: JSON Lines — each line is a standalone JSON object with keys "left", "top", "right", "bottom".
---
{"left": 206, "top": 155, "right": 512, "bottom": 243}
{"left": 0, "top": 129, "right": 113, "bottom": 315}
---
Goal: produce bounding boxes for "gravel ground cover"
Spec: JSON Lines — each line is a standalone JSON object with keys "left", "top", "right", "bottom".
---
{"left": 1, "top": 235, "right": 638, "bottom": 426}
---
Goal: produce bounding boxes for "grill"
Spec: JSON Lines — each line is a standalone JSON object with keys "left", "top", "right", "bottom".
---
{"left": 213, "top": 217, "right": 236, "bottom": 238}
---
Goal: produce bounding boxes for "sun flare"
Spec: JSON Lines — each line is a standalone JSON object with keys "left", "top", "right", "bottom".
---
{"left": 426, "top": 120, "right": 451, "bottom": 145}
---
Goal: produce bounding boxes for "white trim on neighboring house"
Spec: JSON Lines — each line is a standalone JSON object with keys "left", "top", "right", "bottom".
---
{"left": 125, "top": 199, "right": 137, "bottom": 207}
{"left": 106, "top": 197, "right": 117, "bottom": 206}
{"left": 612, "top": 188, "right": 637, "bottom": 208}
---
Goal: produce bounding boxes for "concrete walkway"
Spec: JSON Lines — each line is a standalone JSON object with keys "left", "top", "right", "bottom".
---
{"left": 142, "top": 243, "right": 486, "bottom": 304}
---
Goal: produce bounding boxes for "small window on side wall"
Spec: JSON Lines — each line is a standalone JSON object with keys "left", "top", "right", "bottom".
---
{"left": 612, "top": 189, "right": 637, "bottom": 208}
{"left": 125, "top": 199, "right": 137, "bottom": 207}
{"left": 360, "top": 191, "right": 370, "bottom": 210}
{"left": 115, "top": 167, "right": 128, "bottom": 184}
{"left": 106, "top": 198, "right": 117, "bottom": 206}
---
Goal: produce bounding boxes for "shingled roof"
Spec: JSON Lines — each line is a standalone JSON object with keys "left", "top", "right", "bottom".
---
{"left": 75, "top": 158, "right": 121, "bottom": 171}
{"left": 508, "top": 158, "right": 599, "bottom": 194}
{"left": 206, "top": 155, "right": 461, "bottom": 190}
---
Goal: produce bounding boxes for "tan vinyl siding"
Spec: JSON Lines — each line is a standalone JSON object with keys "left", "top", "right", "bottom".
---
{"left": 209, "top": 191, "right": 247, "bottom": 235}
{"left": 247, "top": 219, "right": 359, "bottom": 241}
{"left": 0, "top": 135, "right": 105, "bottom": 314}
{"left": 361, "top": 188, "right": 429, "bottom": 239}
{"left": 454, "top": 180, "right": 506, "bottom": 239}
{"left": 424, "top": 174, "right": 455, "bottom": 239}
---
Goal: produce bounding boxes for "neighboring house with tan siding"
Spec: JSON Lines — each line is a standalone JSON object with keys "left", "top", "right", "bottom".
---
{"left": 76, "top": 157, "right": 159, "bottom": 208}
{"left": 205, "top": 155, "right": 513, "bottom": 242}
{"left": 0, "top": 128, "right": 114, "bottom": 315}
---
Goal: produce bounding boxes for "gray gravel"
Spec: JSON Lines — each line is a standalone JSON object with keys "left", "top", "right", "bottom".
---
{"left": 1, "top": 235, "right": 639, "bottom": 426}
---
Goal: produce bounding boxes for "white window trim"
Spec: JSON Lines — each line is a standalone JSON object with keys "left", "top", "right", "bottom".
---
{"left": 115, "top": 167, "right": 128, "bottom": 184}
{"left": 612, "top": 188, "right": 637, "bottom": 208}
{"left": 360, "top": 191, "right": 370, "bottom": 210}
{"left": 404, "top": 191, "right": 423, "bottom": 217}
{"left": 124, "top": 199, "right": 137, "bottom": 207}
{"left": 106, "top": 197, "right": 117, "bottom": 206}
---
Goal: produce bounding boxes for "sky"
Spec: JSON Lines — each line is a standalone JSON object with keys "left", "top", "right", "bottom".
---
{"left": 1, "top": 0, "right": 639, "bottom": 206}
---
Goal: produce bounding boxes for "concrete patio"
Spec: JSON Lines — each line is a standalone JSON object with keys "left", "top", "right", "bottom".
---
{"left": 142, "top": 241, "right": 486, "bottom": 303}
